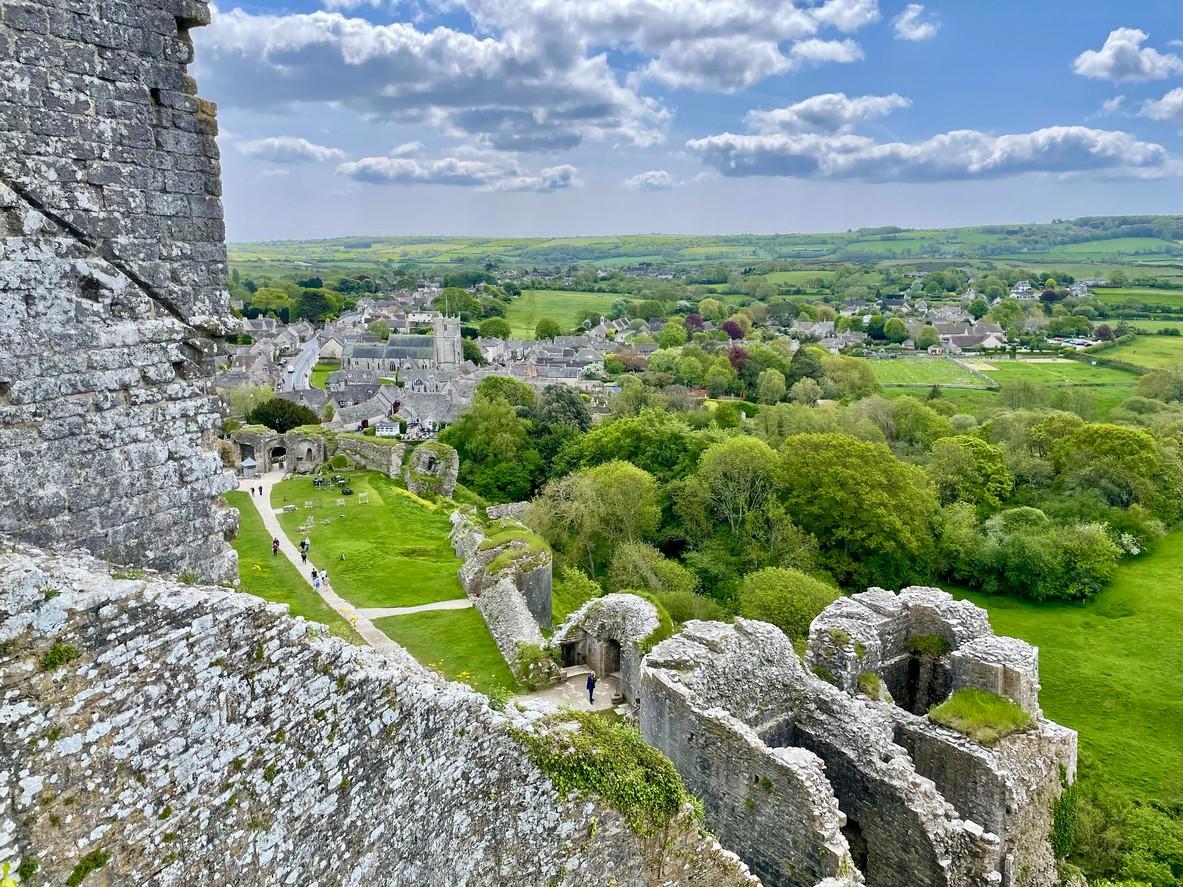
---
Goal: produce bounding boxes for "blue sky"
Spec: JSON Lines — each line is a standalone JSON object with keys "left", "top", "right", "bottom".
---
{"left": 191, "top": 0, "right": 1183, "bottom": 241}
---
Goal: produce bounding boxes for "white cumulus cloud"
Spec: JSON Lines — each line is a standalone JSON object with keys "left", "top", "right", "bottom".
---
{"left": 195, "top": 7, "right": 667, "bottom": 152}
{"left": 1140, "top": 88, "right": 1183, "bottom": 124}
{"left": 238, "top": 136, "right": 346, "bottom": 163}
{"left": 336, "top": 146, "right": 579, "bottom": 192}
{"left": 686, "top": 125, "right": 1171, "bottom": 182}
{"left": 789, "top": 38, "right": 864, "bottom": 65}
{"left": 746, "top": 92, "right": 910, "bottom": 133}
{"left": 892, "top": 4, "right": 938, "bottom": 41}
{"left": 1072, "top": 28, "right": 1183, "bottom": 83}
{"left": 622, "top": 169, "right": 677, "bottom": 191}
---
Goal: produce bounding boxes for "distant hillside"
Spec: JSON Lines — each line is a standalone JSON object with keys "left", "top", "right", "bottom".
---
{"left": 229, "top": 215, "right": 1183, "bottom": 276}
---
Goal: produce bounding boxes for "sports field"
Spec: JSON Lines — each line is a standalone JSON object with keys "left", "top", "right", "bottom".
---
{"left": 955, "top": 529, "right": 1183, "bottom": 801}
{"left": 975, "top": 358, "right": 1138, "bottom": 386}
{"left": 865, "top": 357, "right": 990, "bottom": 387}
{"left": 504, "top": 289, "right": 619, "bottom": 338}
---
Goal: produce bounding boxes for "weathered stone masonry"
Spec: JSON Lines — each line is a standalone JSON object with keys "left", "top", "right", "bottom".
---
{"left": 0, "top": 545, "right": 758, "bottom": 886}
{"left": 0, "top": 0, "right": 236, "bottom": 582}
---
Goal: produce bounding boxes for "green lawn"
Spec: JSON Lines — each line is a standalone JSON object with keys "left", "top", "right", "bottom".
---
{"left": 880, "top": 383, "right": 1137, "bottom": 420}
{"left": 977, "top": 358, "right": 1138, "bottom": 386}
{"left": 1091, "top": 287, "right": 1183, "bottom": 307}
{"left": 309, "top": 359, "right": 339, "bottom": 390}
{"left": 272, "top": 470, "right": 465, "bottom": 609}
{"left": 374, "top": 608, "right": 521, "bottom": 695}
{"left": 1106, "top": 334, "right": 1183, "bottom": 368}
{"left": 225, "top": 491, "right": 363, "bottom": 644}
{"left": 865, "top": 357, "right": 990, "bottom": 387}
{"left": 1118, "top": 320, "right": 1183, "bottom": 333}
{"left": 504, "top": 289, "right": 619, "bottom": 338}
{"left": 953, "top": 530, "right": 1183, "bottom": 801}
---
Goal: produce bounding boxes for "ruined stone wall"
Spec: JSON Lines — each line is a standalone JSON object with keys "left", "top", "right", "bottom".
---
{"left": 553, "top": 593, "right": 660, "bottom": 703}
{"left": 0, "top": 543, "right": 759, "bottom": 886}
{"left": 640, "top": 656, "right": 860, "bottom": 887}
{"left": 450, "top": 510, "right": 559, "bottom": 685}
{"left": 334, "top": 435, "right": 405, "bottom": 477}
{"left": 0, "top": 0, "right": 236, "bottom": 581}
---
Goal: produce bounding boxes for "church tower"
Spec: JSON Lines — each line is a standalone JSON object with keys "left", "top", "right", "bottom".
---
{"left": 433, "top": 314, "right": 463, "bottom": 370}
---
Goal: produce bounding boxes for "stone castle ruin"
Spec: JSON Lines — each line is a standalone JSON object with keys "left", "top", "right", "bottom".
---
{"left": 0, "top": 1, "right": 1075, "bottom": 885}
{"left": 640, "top": 589, "right": 1077, "bottom": 887}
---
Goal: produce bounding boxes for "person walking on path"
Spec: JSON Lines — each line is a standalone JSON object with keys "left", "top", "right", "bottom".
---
{"left": 300, "top": 548, "right": 307, "bottom": 564}
{"left": 586, "top": 672, "right": 597, "bottom": 705}
{"left": 271, "top": 538, "right": 279, "bottom": 557}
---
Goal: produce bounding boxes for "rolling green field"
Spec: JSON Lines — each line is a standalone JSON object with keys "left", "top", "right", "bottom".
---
{"left": 954, "top": 529, "right": 1183, "bottom": 801}
{"left": 865, "top": 357, "right": 991, "bottom": 388}
{"left": 225, "top": 490, "right": 363, "bottom": 643}
{"left": 505, "top": 289, "right": 619, "bottom": 337}
{"left": 763, "top": 269, "right": 837, "bottom": 285}
{"left": 273, "top": 470, "right": 465, "bottom": 609}
{"left": 1090, "top": 286, "right": 1183, "bottom": 307}
{"left": 374, "top": 608, "right": 521, "bottom": 695}
{"left": 1107, "top": 334, "right": 1183, "bottom": 368}
{"left": 1120, "top": 320, "right": 1183, "bottom": 332}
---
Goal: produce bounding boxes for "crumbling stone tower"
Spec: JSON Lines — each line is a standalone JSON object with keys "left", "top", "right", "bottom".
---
{"left": 0, "top": 0, "right": 236, "bottom": 581}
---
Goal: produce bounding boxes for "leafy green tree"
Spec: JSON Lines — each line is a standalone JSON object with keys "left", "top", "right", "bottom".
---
{"left": 884, "top": 316, "right": 908, "bottom": 343}
{"left": 705, "top": 363, "right": 737, "bottom": 397}
{"left": 927, "top": 435, "right": 1013, "bottom": 512}
{"left": 698, "top": 437, "right": 780, "bottom": 534}
{"left": 1136, "top": 367, "right": 1183, "bottom": 402}
{"left": 461, "top": 338, "right": 485, "bottom": 366}
{"left": 228, "top": 383, "right": 274, "bottom": 418}
{"left": 916, "top": 326, "right": 941, "bottom": 350}
{"left": 528, "top": 461, "right": 660, "bottom": 575}
{"left": 736, "top": 567, "right": 840, "bottom": 643}
{"left": 788, "top": 345, "right": 825, "bottom": 385}
{"left": 475, "top": 375, "right": 537, "bottom": 412}
{"left": 535, "top": 317, "right": 562, "bottom": 340}
{"left": 536, "top": 384, "right": 592, "bottom": 432}
{"left": 781, "top": 433, "right": 939, "bottom": 588}
{"left": 789, "top": 378, "right": 822, "bottom": 405}
{"left": 757, "top": 368, "right": 787, "bottom": 404}
{"left": 439, "top": 398, "right": 542, "bottom": 501}
{"left": 608, "top": 542, "right": 699, "bottom": 596}
{"left": 246, "top": 398, "right": 321, "bottom": 433}
{"left": 969, "top": 297, "right": 989, "bottom": 319}
{"left": 432, "top": 287, "right": 483, "bottom": 320}
{"left": 658, "top": 320, "right": 688, "bottom": 348}
{"left": 557, "top": 409, "right": 704, "bottom": 481}
{"left": 294, "top": 288, "right": 333, "bottom": 321}
{"left": 367, "top": 320, "right": 391, "bottom": 339}
{"left": 479, "top": 317, "right": 512, "bottom": 339}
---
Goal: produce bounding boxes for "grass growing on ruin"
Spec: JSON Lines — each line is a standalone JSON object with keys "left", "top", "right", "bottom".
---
{"left": 928, "top": 688, "right": 1033, "bottom": 746}
{"left": 225, "top": 491, "right": 363, "bottom": 644}
{"left": 511, "top": 710, "right": 697, "bottom": 835}
{"left": 272, "top": 471, "right": 465, "bottom": 609}
{"left": 953, "top": 528, "right": 1183, "bottom": 802}
{"left": 373, "top": 608, "right": 520, "bottom": 695}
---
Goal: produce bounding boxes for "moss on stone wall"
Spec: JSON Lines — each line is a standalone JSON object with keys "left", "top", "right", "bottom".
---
{"left": 511, "top": 711, "right": 697, "bottom": 836}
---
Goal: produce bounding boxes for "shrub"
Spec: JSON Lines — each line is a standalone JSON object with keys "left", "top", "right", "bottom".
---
{"left": 650, "top": 589, "right": 725, "bottom": 625}
{"left": 928, "top": 688, "right": 1033, "bottom": 746}
{"left": 735, "top": 567, "right": 840, "bottom": 643}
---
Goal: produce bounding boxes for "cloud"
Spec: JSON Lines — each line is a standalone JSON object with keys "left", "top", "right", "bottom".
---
{"left": 686, "top": 125, "right": 1171, "bottom": 182}
{"left": 789, "top": 38, "right": 864, "bottom": 65}
{"left": 746, "top": 92, "right": 910, "bottom": 133}
{"left": 1140, "top": 88, "right": 1183, "bottom": 124}
{"left": 336, "top": 147, "right": 578, "bottom": 191}
{"left": 464, "top": 0, "right": 873, "bottom": 93}
{"left": 1100, "top": 95, "right": 1127, "bottom": 115}
{"left": 195, "top": 7, "right": 667, "bottom": 152}
{"left": 622, "top": 169, "right": 677, "bottom": 191}
{"left": 892, "top": 4, "right": 938, "bottom": 41}
{"left": 238, "top": 136, "right": 346, "bottom": 163}
{"left": 810, "top": 0, "right": 880, "bottom": 33}
{"left": 1072, "top": 28, "right": 1183, "bottom": 82}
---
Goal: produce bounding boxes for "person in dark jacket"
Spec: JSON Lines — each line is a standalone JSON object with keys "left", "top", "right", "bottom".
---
{"left": 586, "top": 672, "right": 597, "bottom": 704}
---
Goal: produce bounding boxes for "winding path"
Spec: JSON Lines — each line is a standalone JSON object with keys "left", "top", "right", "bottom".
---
{"left": 238, "top": 470, "right": 472, "bottom": 654}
